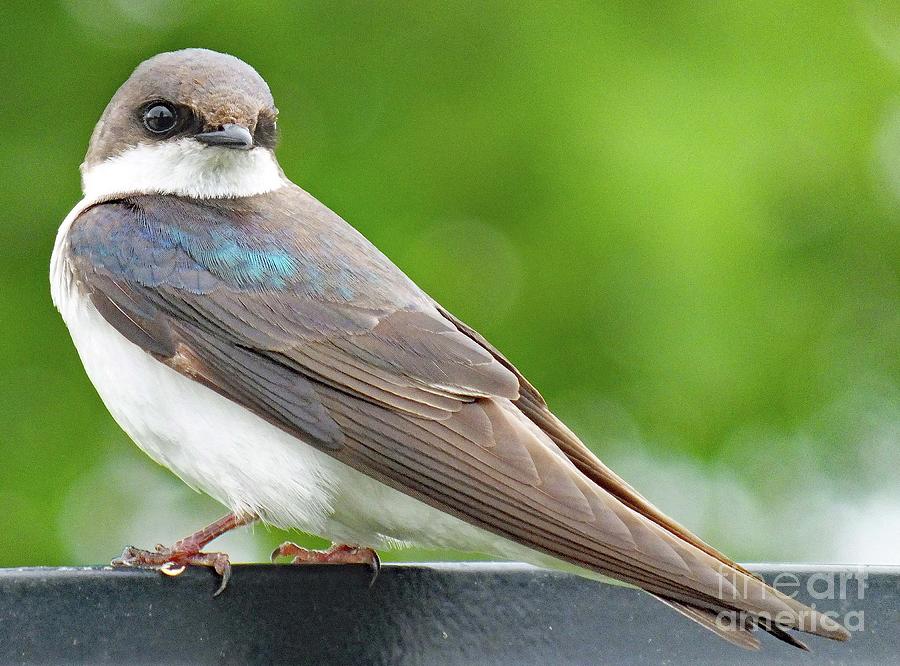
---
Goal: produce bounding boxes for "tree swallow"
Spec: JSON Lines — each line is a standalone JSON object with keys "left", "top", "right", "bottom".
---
{"left": 50, "top": 49, "right": 848, "bottom": 651}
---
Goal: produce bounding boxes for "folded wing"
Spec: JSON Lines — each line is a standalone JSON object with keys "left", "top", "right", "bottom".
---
{"left": 66, "top": 191, "right": 849, "bottom": 648}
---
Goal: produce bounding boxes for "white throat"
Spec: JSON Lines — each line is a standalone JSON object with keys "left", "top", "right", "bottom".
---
{"left": 81, "top": 138, "right": 286, "bottom": 200}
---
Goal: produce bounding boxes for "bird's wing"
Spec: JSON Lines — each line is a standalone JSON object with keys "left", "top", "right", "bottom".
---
{"left": 433, "top": 303, "right": 762, "bottom": 578}
{"left": 65, "top": 191, "right": 848, "bottom": 646}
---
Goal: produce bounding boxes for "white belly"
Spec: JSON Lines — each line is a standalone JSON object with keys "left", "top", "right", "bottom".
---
{"left": 55, "top": 287, "right": 460, "bottom": 546}
{"left": 50, "top": 224, "right": 557, "bottom": 565}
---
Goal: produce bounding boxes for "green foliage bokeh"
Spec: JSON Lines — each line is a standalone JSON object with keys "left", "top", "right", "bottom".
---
{"left": 0, "top": 2, "right": 897, "bottom": 567}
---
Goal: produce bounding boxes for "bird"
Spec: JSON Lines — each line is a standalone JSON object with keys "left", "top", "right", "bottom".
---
{"left": 50, "top": 48, "right": 849, "bottom": 651}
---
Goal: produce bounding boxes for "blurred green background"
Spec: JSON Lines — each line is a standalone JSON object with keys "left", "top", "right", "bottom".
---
{"left": 1, "top": 2, "right": 897, "bottom": 568}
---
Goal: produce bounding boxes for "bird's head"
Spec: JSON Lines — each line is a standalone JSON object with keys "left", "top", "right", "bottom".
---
{"left": 82, "top": 48, "right": 285, "bottom": 200}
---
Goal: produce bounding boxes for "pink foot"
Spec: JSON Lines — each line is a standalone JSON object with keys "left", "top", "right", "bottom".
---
{"left": 109, "top": 512, "right": 256, "bottom": 597}
{"left": 112, "top": 544, "right": 233, "bottom": 596}
{"left": 271, "top": 542, "right": 381, "bottom": 582}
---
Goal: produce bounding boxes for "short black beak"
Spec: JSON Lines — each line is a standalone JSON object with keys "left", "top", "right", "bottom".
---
{"left": 195, "top": 123, "right": 253, "bottom": 150}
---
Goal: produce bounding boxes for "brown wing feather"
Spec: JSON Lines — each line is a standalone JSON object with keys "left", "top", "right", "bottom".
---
{"left": 93, "top": 281, "right": 849, "bottom": 641}
{"left": 433, "top": 302, "right": 761, "bottom": 579}
{"left": 67, "top": 195, "right": 850, "bottom": 647}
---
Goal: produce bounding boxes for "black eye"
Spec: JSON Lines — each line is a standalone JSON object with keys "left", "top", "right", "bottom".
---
{"left": 142, "top": 103, "right": 178, "bottom": 134}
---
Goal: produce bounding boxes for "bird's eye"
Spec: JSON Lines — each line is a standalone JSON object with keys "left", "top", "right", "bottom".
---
{"left": 142, "top": 103, "right": 178, "bottom": 134}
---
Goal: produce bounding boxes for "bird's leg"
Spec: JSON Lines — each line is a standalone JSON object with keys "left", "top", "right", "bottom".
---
{"left": 271, "top": 542, "right": 381, "bottom": 581}
{"left": 112, "top": 511, "right": 257, "bottom": 596}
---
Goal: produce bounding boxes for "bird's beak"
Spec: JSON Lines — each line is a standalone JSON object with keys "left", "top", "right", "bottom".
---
{"left": 195, "top": 123, "right": 253, "bottom": 150}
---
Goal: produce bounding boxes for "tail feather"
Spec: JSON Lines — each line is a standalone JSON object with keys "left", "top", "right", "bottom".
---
{"left": 655, "top": 594, "right": 817, "bottom": 651}
{"left": 758, "top": 620, "right": 810, "bottom": 651}
{"left": 652, "top": 595, "right": 761, "bottom": 650}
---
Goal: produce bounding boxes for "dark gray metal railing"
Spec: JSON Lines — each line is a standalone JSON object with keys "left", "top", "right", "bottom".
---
{"left": 0, "top": 563, "right": 896, "bottom": 664}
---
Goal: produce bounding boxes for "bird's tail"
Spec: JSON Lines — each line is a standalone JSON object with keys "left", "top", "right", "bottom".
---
{"left": 505, "top": 404, "right": 850, "bottom": 649}
{"left": 652, "top": 595, "right": 764, "bottom": 650}
{"left": 670, "top": 563, "right": 850, "bottom": 648}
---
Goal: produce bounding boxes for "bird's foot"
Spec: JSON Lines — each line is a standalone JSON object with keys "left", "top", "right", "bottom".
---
{"left": 110, "top": 512, "right": 255, "bottom": 597}
{"left": 271, "top": 542, "right": 381, "bottom": 583}
{"left": 113, "top": 544, "right": 234, "bottom": 596}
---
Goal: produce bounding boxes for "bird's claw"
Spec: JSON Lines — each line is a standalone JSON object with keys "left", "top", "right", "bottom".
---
{"left": 112, "top": 545, "right": 232, "bottom": 596}
{"left": 271, "top": 542, "right": 381, "bottom": 585}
